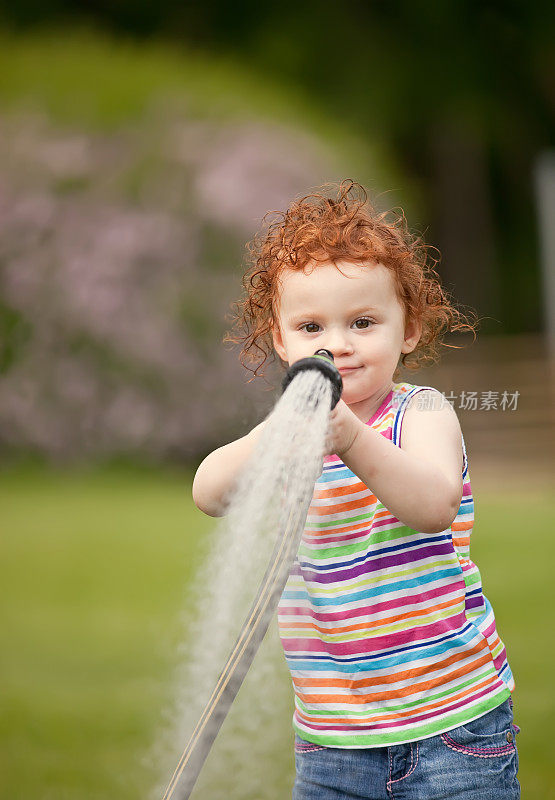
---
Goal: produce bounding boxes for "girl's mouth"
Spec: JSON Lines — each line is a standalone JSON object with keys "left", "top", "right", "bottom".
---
{"left": 338, "top": 366, "right": 360, "bottom": 375}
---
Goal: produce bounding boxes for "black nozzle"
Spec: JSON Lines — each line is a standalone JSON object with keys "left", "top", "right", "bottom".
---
{"left": 281, "top": 350, "right": 343, "bottom": 409}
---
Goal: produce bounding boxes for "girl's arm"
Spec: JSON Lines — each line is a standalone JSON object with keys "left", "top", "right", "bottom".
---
{"left": 330, "top": 390, "right": 463, "bottom": 534}
{"left": 192, "top": 421, "right": 266, "bottom": 517}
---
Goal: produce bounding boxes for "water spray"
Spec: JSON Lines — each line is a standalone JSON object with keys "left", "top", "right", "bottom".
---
{"left": 161, "top": 350, "right": 341, "bottom": 800}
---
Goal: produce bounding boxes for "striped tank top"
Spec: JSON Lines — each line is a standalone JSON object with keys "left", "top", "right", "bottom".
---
{"left": 277, "top": 381, "right": 514, "bottom": 747}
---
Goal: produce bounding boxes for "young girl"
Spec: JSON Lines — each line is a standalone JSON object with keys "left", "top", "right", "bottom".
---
{"left": 192, "top": 181, "right": 520, "bottom": 799}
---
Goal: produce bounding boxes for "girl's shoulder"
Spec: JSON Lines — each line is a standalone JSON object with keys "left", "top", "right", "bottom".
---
{"left": 371, "top": 383, "right": 453, "bottom": 438}
{"left": 393, "top": 382, "right": 465, "bottom": 478}
{"left": 369, "top": 382, "right": 444, "bottom": 436}
{"left": 392, "top": 381, "right": 460, "bottom": 429}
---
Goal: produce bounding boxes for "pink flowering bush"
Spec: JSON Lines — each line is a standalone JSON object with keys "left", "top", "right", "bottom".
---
{"left": 0, "top": 110, "right": 341, "bottom": 462}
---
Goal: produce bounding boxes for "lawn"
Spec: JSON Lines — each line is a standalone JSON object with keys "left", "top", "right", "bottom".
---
{"left": 0, "top": 463, "right": 552, "bottom": 799}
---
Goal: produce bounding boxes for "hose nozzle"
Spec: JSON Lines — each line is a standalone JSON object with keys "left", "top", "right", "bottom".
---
{"left": 281, "top": 349, "right": 342, "bottom": 409}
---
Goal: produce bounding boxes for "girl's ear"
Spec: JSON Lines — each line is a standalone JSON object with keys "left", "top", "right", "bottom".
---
{"left": 401, "top": 316, "right": 422, "bottom": 355}
{"left": 271, "top": 320, "right": 288, "bottom": 362}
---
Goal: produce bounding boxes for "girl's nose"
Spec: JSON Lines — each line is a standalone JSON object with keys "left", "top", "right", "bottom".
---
{"left": 325, "top": 329, "right": 354, "bottom": 357}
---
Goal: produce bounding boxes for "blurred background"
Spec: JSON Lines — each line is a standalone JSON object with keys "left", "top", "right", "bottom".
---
{"left": 0, "top": 3, "right": 553, "bottom": 799}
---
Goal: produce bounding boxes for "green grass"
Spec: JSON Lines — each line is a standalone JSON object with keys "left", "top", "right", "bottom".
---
{"left": 469, "top": 488, "right": 554, "bottom": 799}
{"left": 0, "top": 463, "right": 213, "bottom": 799}
{"left": 0, "top": 463, "right": 552, "bottom": 798}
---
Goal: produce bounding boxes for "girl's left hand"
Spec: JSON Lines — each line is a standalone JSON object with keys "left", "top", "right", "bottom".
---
{"left": 325, "top": 400, "right": 363, "bottom": 457}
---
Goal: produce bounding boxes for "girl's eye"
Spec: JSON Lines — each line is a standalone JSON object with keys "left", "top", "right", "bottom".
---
{"left": 302, "top": 323, "right": 320, "bottom": 333}
{"left": 353, "top": 318, "right": 373, "bottom": 329}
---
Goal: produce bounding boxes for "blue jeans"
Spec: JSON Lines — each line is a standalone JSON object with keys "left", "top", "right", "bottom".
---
{"left": 292, "top": 698, "right": 520, "bottom": 799}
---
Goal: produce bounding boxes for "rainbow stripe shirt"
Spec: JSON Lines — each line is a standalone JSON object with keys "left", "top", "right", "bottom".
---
{"left": 277, "top": 381, "right": 514, "bottom": 747}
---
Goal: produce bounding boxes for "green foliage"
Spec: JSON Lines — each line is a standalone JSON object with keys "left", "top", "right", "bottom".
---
{"left": 0, "top": 301, "right": 32, "bottom": 374}
{"left": 199, "top": 222, "right": 244, "bottom": 275}
{"left": 0, "top": 465, "right": 552, "bottom": 798}
{"left": 0, "top": 28, "right": 384, "bottom": 185}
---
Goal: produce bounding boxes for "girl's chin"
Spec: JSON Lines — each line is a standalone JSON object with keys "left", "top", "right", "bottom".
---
{"left": 341, "top": 385, "right": 385, "bottom": 409}
{"left": 340, "top": 391, "right": 366, "bottom": 407}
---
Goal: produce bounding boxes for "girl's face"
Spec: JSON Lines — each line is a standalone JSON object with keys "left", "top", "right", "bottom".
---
{"left": 272, "top": 260, "right": 421, "bottom": 421}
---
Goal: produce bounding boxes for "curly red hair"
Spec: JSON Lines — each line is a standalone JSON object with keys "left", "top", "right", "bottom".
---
{"left": 225, "top": 180, "right": 477, "bottom": 380}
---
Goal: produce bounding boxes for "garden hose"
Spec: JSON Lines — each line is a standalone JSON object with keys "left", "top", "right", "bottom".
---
{"left": 161, "top": 351, "right": 341, "bottom": 800}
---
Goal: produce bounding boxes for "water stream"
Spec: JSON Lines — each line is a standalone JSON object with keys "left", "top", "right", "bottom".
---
{"left": 149, "top": 369, "right": 333, "bottom": 799}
